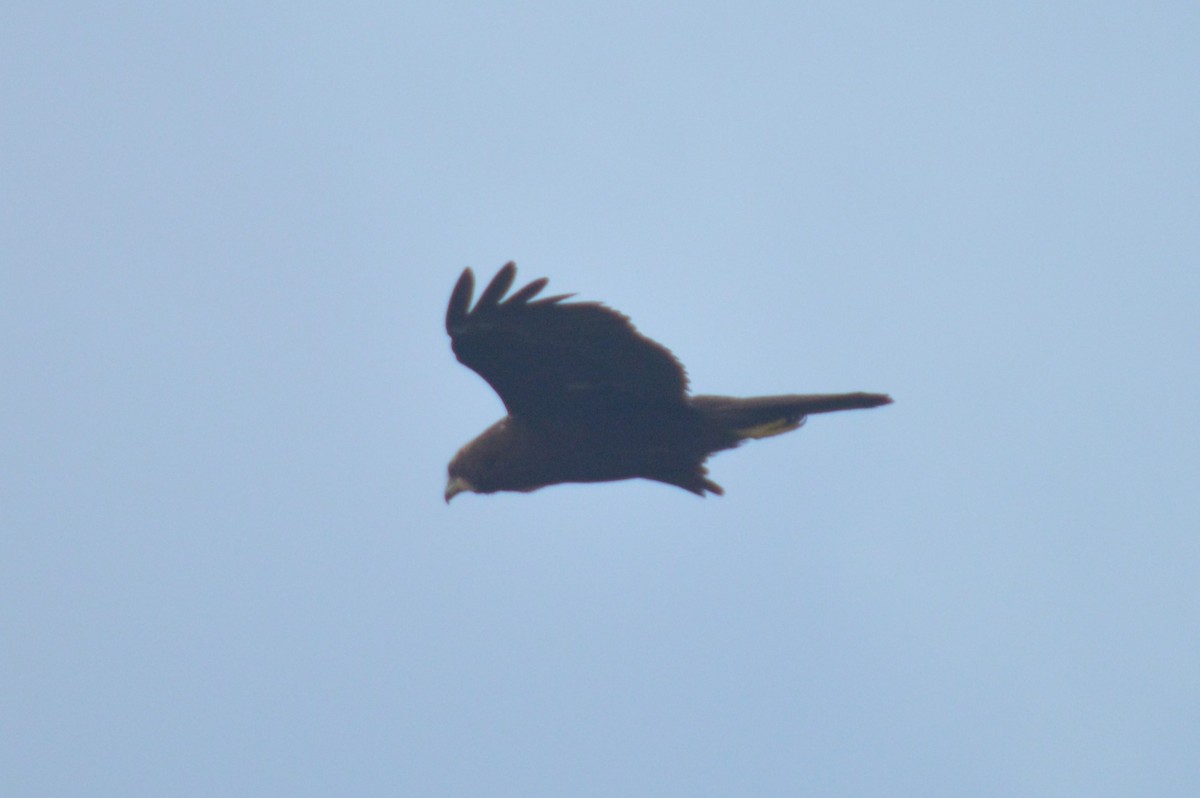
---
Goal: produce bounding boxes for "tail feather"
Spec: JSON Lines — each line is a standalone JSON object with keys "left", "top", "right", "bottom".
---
{"left": 692, "top": 392, "right": 892, "bottom": 441}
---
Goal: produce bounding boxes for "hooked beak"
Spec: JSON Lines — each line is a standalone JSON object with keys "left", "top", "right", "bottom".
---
{"left": 444, "top": 475, "right": 473, "bottom": 503}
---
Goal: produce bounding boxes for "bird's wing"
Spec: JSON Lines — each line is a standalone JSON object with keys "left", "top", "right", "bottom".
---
{"left": 445, "top": 262, "right": 689, "bottom": 418}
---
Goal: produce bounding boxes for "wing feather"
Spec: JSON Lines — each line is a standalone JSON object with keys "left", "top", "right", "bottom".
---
{"left": 446, "top": 263, "right": 689, "bottom": 418}
{"left": 445, "top": 269, "right": 474, "bottom": 332}
{"left": 501, "top": 277, "right": 548, "bottom": 306}
{"left": 474, "top": 261, "right": 516, "bottom": 309}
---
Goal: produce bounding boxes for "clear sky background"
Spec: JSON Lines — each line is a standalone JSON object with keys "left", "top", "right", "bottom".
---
{"left": 3, "top": 3, "right": 1198, "bottom": 795}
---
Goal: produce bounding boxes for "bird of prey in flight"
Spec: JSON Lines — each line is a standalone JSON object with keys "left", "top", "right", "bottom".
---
{"left": 444, "top": 262, "right": 890, "bottom": 501}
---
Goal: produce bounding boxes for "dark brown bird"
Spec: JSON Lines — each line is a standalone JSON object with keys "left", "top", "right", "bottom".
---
{"left": 444, "top": 262, "right": 891, "bottom": 501}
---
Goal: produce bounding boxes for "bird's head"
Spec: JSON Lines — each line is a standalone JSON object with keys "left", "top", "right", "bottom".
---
{"left": 445, "top": 417, "right": 518, "bottom": 503}
{"left": 444, "top": 452, "right": 478, "bottom": 503}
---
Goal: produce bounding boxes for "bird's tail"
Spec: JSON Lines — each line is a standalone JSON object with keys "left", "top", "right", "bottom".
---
{"left": 691, "top": 392, "right": 893, "bottom": 441}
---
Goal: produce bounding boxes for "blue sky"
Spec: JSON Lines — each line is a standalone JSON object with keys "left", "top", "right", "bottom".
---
{"left": 3, "top": 3, "right": 1198, "bottom": 795}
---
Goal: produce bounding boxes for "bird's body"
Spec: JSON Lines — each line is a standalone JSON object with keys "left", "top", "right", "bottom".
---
{"left": 444, "top": 263, "right": 891, "bottom": 500}
{"left": 450, "top": 409, "right": 710, "bottom": 493}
